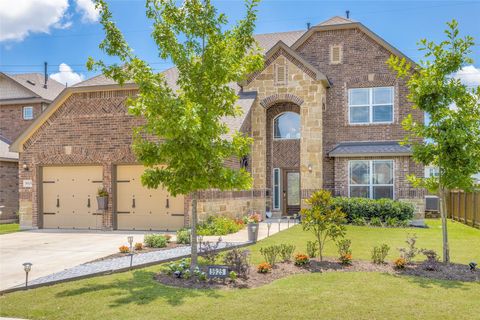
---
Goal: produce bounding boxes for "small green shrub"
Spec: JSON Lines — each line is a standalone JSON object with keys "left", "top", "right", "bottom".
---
{"left": 421, "top": 249, "right": 440, "bottom": 271}
{"left": 371, "top": 244, "right": 390, "bottom": 264}
{"left": 223, "top": 249, "right": 250, "bottom": 279}
{"left": 144, "top": 234, "right": 168, "bottom": 248}
{"left": 260, "top": 245, "right": 281, "bottom": 266}
{"left": 352, "top": 216, "right": 367, "bottom": 226}
{"left": 397, "top": 219, "right": 410, "bottom": 228}
{"left": 176, "top": 228, "right": 191, "bottom": 244}
{"left": 306, "top": 240, "right": 318, "bottom": 258}
{"left": 369, "top": 217, "right": 383, "bottom": 227}
{"left": 398, "top": 234, "right": 419, "bottom": 263}
{"left": 197, "top": 216, "right": 244, "bottom": 236}
{"left": 337, "top": 239, "right": 352, "bottom": 265}
{"left": 279, "top": 244, "right": 295, "bottom": 262}
{"left": 229, "top": 271, "right": 238, "bottom": 281}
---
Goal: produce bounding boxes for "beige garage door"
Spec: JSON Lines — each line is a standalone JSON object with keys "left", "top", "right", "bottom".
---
{"left": 116, "top": 165, "right": 184, "bottom": 231}
{"left": 42, "top": 166, "right": 103, "bottom": 229}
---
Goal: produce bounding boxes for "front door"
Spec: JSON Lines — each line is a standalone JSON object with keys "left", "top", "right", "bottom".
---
{"left": 283, "top": 170, "right": 300, "bottom": 216}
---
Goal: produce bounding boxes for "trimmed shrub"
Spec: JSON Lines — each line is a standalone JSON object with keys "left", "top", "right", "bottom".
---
{"left": 332, "top": 197, "right": 414, "bottom": 223}
{"left": 371, "top": 244, "right": 390, "bottom": 264}
{"left": 279, "top": 244, "right": 295, "bottom": 262}
{"left": 144, "top": 234, "right": 168, "bottom": 248}
{"left": 385, "top": 217, "right": 399, "bottom": 227}
{"left": 306, "top": 240, "right": 318, "bottom": 259}
{"left": 369, "top": 217, "right": 383, "bottom": 227}
{"left": 223, "top": 249, "right": 250, "bottom": 279}
{"left": 176, "top": 228, "right": 191, "bottom": 244}
{"left": 197, "top": 216, "right": 244, "bottom": 236}
{"left": 352, "top": 216, "right": 367, "bottom": 226}
{"left": 260, "top": 245, "right": 281, "bottom": 266}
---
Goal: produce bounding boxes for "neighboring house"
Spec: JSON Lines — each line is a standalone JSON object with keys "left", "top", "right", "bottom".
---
{"left": 10, "top": 16, "right": 425, "bottom": 231}
{"left": 0, "top": 72, "right": 64, "bottom": 221}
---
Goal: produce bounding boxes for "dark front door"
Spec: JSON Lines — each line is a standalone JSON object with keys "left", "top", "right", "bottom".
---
{"left": 283, "top": 170, "right": 300, "bottom": 216}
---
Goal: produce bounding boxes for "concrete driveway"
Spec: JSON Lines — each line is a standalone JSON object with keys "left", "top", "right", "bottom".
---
{"left": 0, "top": 230, "right": 149, "bottom": 290}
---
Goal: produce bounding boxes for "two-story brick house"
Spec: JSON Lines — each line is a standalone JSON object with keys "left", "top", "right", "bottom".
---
{"left": 10, "top": 17, "right": 425, "bottom": 230}
{"left": 0, "top": 72, "right": 64, "bottom": 221}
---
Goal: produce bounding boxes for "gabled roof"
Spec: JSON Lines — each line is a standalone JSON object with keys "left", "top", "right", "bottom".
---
{"left": 317, "top": 16, "right": 355, "bottom": 26}
{"left": 244, "top": 40, "right": 330, "bottom": 87}
{"left": 253, "top": 30, "right": 305, "bottom": 54}
{"left": 328, "top": 141, "right": 412, "bottom": 157}
{"left": 1, "top": 73, "right": 65, "bottom": 102}
{"left": 291, "top": 19, "right": 416, "bottom": 66}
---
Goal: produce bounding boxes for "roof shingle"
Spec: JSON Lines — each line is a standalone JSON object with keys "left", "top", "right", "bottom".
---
{"left": 328, "top": 141, "right": 412, "bottom": 157}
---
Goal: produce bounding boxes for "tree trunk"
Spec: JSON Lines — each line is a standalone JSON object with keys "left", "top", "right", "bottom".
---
{"left": 439, "top": 187, "right": 450, "bottom": 263}
{"left": 190, "top": 191, "right": 198, "bottom": 270}
{"left": 317, "top": 234, "right": 323, "bottom": 261}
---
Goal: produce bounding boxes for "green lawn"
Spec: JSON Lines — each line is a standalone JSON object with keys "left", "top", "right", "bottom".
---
{"left": 0, "top": 223, "right": 19, "bottom": 235}
{"left": 248, "top": 219, "right": 480, "bottom": 264}
{"left": 0, "top": 219, "right": 479, "bottom": 320}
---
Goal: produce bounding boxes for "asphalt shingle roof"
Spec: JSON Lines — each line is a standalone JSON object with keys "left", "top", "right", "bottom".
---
{"left": 6, "top": 73, "right": 65, "bottom": 101}
{"left": 328, "top": 141, "right": 412, "bottom": 157}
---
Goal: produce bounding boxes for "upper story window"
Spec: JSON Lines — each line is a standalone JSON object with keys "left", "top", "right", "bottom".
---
{"left": 348, "top": 87, "right": 394, "bottom": 124}
{"left": 330, "top": 45, "right": 343, "bottom": 64}
{"left": 23, "top": 106, "right": 34, "bottom": 120}
{"left": 349, "top": 160, "right": 394, "bottom": 199}
{"left": 273, "top": 112, "right": 300, "bottom": 139}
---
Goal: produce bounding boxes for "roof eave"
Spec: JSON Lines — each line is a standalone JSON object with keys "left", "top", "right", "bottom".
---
{"left": 329, "top": 152, "right": 413, "bottom": 158}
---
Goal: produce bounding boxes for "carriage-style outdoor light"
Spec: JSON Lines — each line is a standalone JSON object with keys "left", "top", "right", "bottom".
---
{"left": 23, "top": 262, "right": 32, "bottom": 288}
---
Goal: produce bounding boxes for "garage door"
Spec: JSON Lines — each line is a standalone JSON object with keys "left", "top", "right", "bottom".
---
{"left": 116, "top": 165, "right": 184, "bottom": 231}
{"left": 42, "top": 166, "right": 103, "bottom": 229}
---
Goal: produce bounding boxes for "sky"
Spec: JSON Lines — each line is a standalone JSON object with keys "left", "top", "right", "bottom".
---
{"left": 0, "top": 0, "right": 479, "bottom": 86}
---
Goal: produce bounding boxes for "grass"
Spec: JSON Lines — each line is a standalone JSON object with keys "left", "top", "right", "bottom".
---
{"left": 0, "top": 223, "right": 19, "bottom": 235}
{"left": 248, "top": 219, "right": 480, "bottom": 264}
{"left": 0, "top": 219, "right": 479, "bottom": 320}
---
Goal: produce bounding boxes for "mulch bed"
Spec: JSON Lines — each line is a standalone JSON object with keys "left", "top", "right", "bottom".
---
{"left": 88, "top": 243, "right": 186, "bottom": 263}
{"left": 155, "top": 258, "right": 479, "bottom": 290}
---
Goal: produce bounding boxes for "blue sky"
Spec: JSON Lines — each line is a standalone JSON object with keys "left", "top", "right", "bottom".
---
{"left": 0, "top": 0, "right": 479, "bottom": 85}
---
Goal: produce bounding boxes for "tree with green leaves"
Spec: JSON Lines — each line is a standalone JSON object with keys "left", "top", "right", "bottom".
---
{"left": 87, "top": 0, "right": 263, "bottom": 269}
{"left": 300, "top": 190, "right": 347, "bottom": 261}
{"left": 388, "top": 20, "right": 480, "bottom": 263}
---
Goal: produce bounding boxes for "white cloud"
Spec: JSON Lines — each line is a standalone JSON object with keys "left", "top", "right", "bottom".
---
{"left": 453, "top": 65, "right": 480, "bottom": 88}
{"left": 50, "top": 63, "right": 84, "bottom": 86}
{"left": 0, "top": 0, "right": 69, "bottom": 42}
{"left": 75, "top": 0, "right": 99, "bottom": 23}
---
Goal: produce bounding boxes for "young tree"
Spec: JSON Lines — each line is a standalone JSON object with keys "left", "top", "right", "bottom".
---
{"left": 388, "top": 20, "right": 480, "bottom": 262}
{"left": 300, "top": 190, "right": 347, "bottom": 261}
{"left": 87, "top": 0, "right": 263, "bottom": 269}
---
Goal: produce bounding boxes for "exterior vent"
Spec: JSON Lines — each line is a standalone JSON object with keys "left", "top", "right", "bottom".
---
{"left": 425, "top": 196, "right": 439, "bottom": 212}
{"left": 330, "top": 45, "right": 343, "bottom": 64}
{"left": 274, "top": 64, "right": 287, "bottom": 85}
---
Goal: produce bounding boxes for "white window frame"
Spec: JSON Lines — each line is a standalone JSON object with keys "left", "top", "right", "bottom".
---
{"left": 23, "top": 106, "right": 34, "bottom": 120}
{"left": 348, "top": 160, "right": 395, "bottom": 199}
{"left": 273, "top": 168, "right": 281, "bottom": 210}
{"left": 348, "top": 87, "right": 394, "bottom": 125}
{"left": 273, "top": 112, "right": 301, "bottom": 140}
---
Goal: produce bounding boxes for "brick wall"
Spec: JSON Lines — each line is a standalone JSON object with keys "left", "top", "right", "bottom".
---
{"left": 0, "top": 160, "right": 18, "bottom": 221}
{"left": 295, "top": 28, "right": 424, "bottom": 190}
{"left": 0, "top": 103, "right": 45, "bottom": 141}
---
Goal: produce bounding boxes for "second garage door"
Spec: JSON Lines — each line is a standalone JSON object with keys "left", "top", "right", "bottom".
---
{"left": 42, "top": 166, "right": 103, "bottom": 229}
{"left": 116, "top": 165, "right": 185, "bottom": 231}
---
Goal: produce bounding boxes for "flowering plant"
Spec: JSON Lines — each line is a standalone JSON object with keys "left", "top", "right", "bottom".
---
{"left": 339, "top": 253, "right": 352, "bottom": 265}
{"left": 119, "top": 245, "right": 130, "bottom": 253}
{"left": 257, "top": 262, "right": 272, "bottom": 273}
{"left": 245, "top": 212, "right": 262, "bottom": 223}
{"left": 294, "top": 253, "right": 309, "bottom": 266}
{"left": 393, "top": 257, "right": 407, "bottom": 269}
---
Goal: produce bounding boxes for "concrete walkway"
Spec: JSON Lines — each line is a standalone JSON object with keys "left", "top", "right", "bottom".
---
{"left": 0, "top": 220, "right": 296, "bottom": 292}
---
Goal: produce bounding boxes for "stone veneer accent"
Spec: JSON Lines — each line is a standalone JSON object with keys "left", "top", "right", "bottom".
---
{"left": 245, "top": 53, "right": 327, "bottom": 212}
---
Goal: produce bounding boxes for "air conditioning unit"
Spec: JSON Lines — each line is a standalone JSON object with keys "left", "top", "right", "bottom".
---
{"left": 425, "top": 196, "right": 439, "bottom": 212}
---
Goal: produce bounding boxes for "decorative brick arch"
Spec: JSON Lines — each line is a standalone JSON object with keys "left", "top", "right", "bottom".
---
{"left": 260, "top": 93, "right": 304, "bottom": 109}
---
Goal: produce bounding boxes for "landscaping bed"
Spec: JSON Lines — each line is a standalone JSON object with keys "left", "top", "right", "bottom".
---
{"left": 155, "top": 259, "right": 478, "bottom": 290}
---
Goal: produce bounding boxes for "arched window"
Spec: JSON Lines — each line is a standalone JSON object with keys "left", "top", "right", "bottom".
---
{"left": 273, "top": 112, "right": 300, "bottom": 139}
